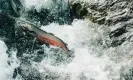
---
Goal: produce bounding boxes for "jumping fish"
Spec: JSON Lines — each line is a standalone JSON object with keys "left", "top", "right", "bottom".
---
{"left": 17, "top": 20, "right": 69, "bottom": 54}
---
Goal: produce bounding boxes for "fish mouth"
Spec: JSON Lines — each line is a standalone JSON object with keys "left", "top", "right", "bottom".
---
{"left": 16, "top": 19, "right": 36, "bottom": 37}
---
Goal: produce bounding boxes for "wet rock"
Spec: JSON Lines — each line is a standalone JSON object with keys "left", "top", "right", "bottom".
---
{"left": 105, "top": 11, "right": 133, "bottom": 26}
{"left": 70, "top": 2, "right": 88, "bottom": 19}
{"left": 96, "top": 17, "right": 106, "bottom": 25}
{"left": 111, "top": 37, "right": 126, "bottom": 47}
{"left": 109, "top": 25, "right": 127, "bottom": 38}
{"left": 72, "top": 0, "right": 133, "bottom": 47}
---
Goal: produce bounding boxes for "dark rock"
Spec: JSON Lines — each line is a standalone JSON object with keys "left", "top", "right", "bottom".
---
{"left": 109, "top": 26, "right": 127, "bottom": 38}
{"left": 70, "top": 3, "right": 88, "bottom": 19}
{"left": 13, "top": 68, "right": 18, "bottom": 79}
{"left": 96, "top": 17, "right": 106, "bottom": 25}
{"left": 106, "top": 15, "right": 133, "bottom": 26}
{"left": 111, "top": 37, "right": 126, "bottom": 47}
{"left": 78, "top": 0, "right": 133, "bottom": 47}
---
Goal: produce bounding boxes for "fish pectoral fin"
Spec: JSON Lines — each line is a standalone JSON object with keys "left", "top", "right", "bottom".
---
{"left": 45, "top": 43, "right": 50, "bottom": 48}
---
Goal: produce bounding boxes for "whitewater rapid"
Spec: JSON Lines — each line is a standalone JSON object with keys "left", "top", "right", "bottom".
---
{"left": 1, "top": 0, "right": 133, "bottom": 80}
{"left": 0, "top": 41, "right": 19, "bottom": 80}
{"left": 30, "top": 19, "right": 133, "bottom": 80}
{"left": 38, "top": 20, "right": 121, "bottom": 80}
{"left": 1, "top": 19, "right": 133, "bottom": 80}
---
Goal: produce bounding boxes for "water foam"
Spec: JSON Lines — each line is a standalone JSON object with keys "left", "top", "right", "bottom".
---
{"left": 1, "top": 0, "right": 133, "bottom": 79}
{"left": 0, "top": 40, "right": 8, "bottom": 80}
{"left": 0, "top": 41, "right": 19, "bottom": 80}
{"left": 38, "top": 20, "right": 121, "bottom": 80}
{"left": 1, "top": 19, "right": 133, "bottom": 80}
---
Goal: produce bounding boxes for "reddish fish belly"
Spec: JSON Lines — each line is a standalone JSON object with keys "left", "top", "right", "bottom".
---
{"left": 37, "top": 35, "right": 69, "bottom": 53}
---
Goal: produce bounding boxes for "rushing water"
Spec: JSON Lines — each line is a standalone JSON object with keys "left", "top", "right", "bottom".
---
{"left": 1, "top": 0, "right": 133, "bottom": 80}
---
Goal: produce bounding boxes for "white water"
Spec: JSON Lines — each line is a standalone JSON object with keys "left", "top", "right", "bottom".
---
{"left": 0, "top": 41, "right": 19, "bottom": 80}
{"left": 1, "top": 19, "right": 133, "bottom": 80}
{"left": 0, "top": 41, "right": 8, "bottom": 80}
{"left": 1, "top": 0, "right": 133, "bottom": 80}
{"left": 38, "top": 20, "right": 130, "bottom": 80}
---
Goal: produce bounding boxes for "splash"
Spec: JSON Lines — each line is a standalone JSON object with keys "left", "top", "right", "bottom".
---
{"left": 37, "top": 20, "right": 122, "bottom": 80}
{"left": 0, "top": 41, "right": 8, "bottom": 80}
{"left": 1, "top": 19, "right": 133, "bottom": 80}
{"left": 1, "top": 0, "right": 133, "bottom": 80}
{"left": 0, "top": 41, "right": 19, "bottom": 80}
{"left": 38, "top": 20, "right": 133, "bottom": 80}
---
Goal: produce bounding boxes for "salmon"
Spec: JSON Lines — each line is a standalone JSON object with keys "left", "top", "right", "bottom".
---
{"left": 17, "top": 20, "right": 69, "bottom": 53}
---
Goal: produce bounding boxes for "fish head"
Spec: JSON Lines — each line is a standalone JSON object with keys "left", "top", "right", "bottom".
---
{"left": 19, "top": 23, "right": 33, "bottom": 32}
{"left": 16, "top": 20, "right": 36, "bottom": 36}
